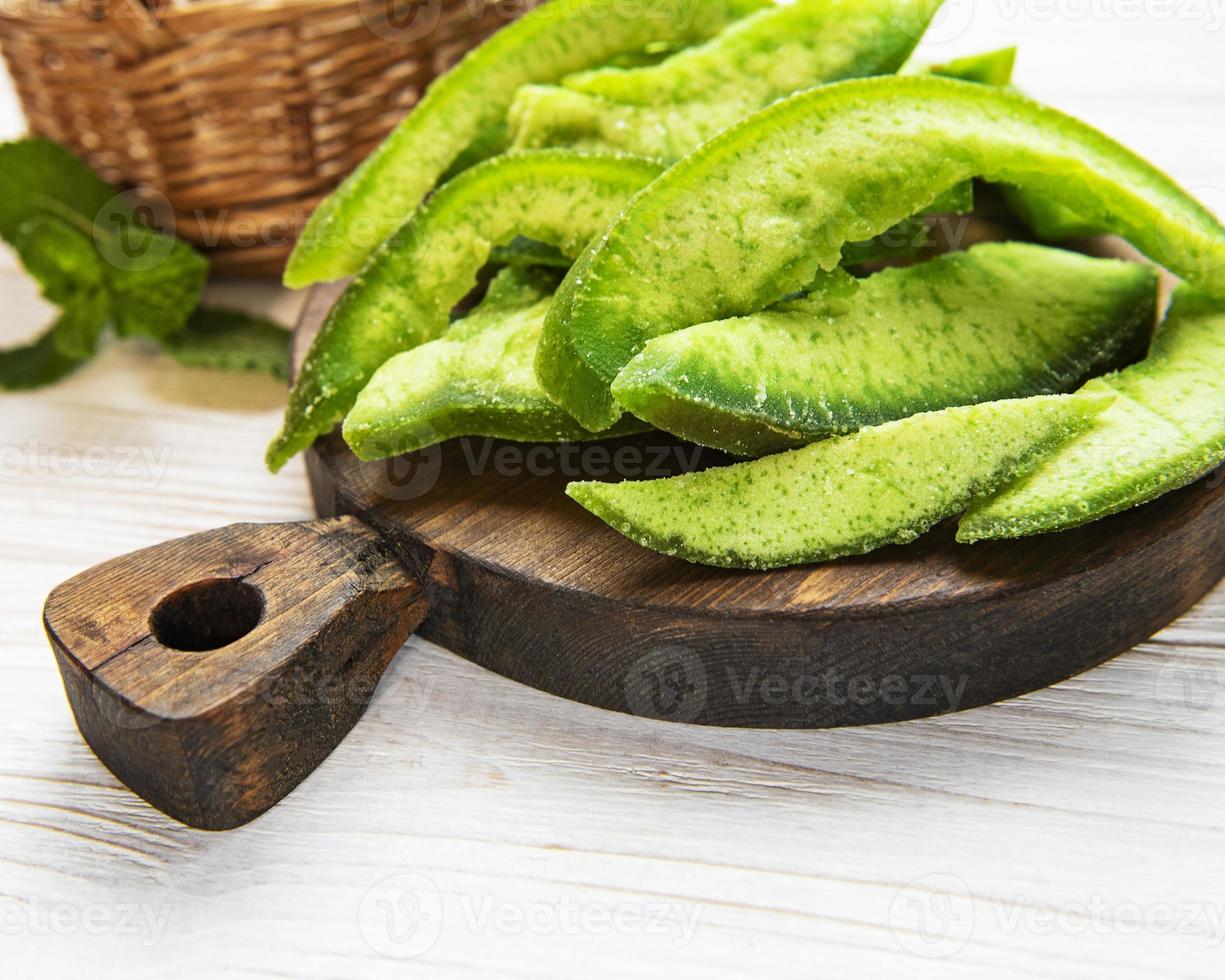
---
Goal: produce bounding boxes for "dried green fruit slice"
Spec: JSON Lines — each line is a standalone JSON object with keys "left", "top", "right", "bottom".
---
{"left": 283, "top": 0, "right": 765, "bottom": 287}
{"left": 1003, "top": 187, "right": 1102, "bottom": 240}
{"left": 563, "top": 0, "right": 935, "bottom": 105}
{"left": 611, "top": 243, "right": 1158, "bottom": 456}
{"left": 921, "top": 46, "right": 1103, "bottom": 241}
{"left": 538, "top": 75, "right": 1225, "bottom": 432}
{"left": 268, "top": 151, "right": 662, "bottom": 471}
{"left": 920, "top": 47, "right": 1017, "bottom": 87}
{"left": 509, "top": 0, "right": 934, "bottom": 160}
{"left": 959, "top": 289, "right": 1225, "bottom": 541}
{"left": 569, "top": 393, "right": 1112, "bottom": 569}
{"left": 489, "top": 236, "right": 572, "bottom": 270}
{"left": 343, "top": 269, "right": 643, "bottom": 459}
{"left": 473, "top": 264, "right": 564, "bottom": 313}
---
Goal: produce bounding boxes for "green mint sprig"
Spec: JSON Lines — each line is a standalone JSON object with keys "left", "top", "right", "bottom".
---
{"left": 163, "top": 308, "right": 292, "bottom": 382}
{"left": 0, "top": 138, "right": 290, "bottom": 390}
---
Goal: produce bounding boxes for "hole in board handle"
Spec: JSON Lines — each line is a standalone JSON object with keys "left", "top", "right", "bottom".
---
{"left": 150, "top": 578, "right": 265, "bottom": 652}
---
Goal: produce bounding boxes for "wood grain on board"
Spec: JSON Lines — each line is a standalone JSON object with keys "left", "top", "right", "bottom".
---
{"left": 44, "top": 518, "right": 425, "bottom": 829}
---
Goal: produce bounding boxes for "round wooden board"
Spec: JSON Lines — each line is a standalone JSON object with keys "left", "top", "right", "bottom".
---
{"left": 296, "top": 280, "right": 1225, "bottom": 730}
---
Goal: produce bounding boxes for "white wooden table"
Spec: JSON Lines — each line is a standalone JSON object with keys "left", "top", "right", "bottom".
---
{"left": 3, "top": 8, "right": 1225, "bottom": 978}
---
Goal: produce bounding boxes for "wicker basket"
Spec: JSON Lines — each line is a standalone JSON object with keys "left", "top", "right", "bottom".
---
{"left": 0, "top": 0, "right": 536, "bottom": 276}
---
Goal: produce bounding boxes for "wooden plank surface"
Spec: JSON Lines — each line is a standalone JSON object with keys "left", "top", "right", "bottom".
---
{"left": 3, "top": 10, "right": 1225, "bottom": 978}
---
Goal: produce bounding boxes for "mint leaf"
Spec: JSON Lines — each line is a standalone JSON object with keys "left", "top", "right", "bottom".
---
{"left": 0, "top": 138, "right": 211, "bottom": 388}
{"left": 162, "top": 308, "right": 291, "bottom": 381}
{"left": 0, "top": 139, "right": 116, "bottom": 242}
{"left": 0, "top": 140, "right": 280, "bottom": 390}
{"left": 52, "top": 290, "right": 112, "bottom": 360}
{"left": 12, "top": 214, "right": 105, "bottom": 307}
{"left": 11, "top": 214, "right": 112, "bottom": 358}
{"left": 0, "top": 322, "right": 86, "bottom": 391}
{"left": 106, "top": 233, "right": 209, "bottom": 341}
{"left": 85, "top": 184, "right": 208, "bottom": 341}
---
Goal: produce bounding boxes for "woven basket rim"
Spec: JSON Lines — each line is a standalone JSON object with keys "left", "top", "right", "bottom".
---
{"left": 0, "top": 0, "right": 450, "bottom": 20}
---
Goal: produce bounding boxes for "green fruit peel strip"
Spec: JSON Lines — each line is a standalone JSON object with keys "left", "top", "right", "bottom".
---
{"left": 923, "top": 45, "right": 1102, "bottom": 240}
{"left": 344, "top": 269, "right": 643, "bottom": 460}
{"left": 489, "top": 236, "right": 573, "bottom": 270}
{"left": 924, "top": 47, "right": 1103, "bottom": 241}
{"left": 563, "top": 0, "right": 935, "bottom": 105}
{"left": 509, "top": 0, "right": 935, "bottom": 161}
{"left": 959, "top": 289, "right": 1225, "bottom": 541}
{"left": 268, "top": 151, "right": 663, "bottom": 471}
{"left": 474, "top": 265, "right": 565, "bottom": 314}
{"left": 1003, "top": 185, "right": 1103, "bottom": 240}
{"left": 569, "top": 393, "right": 1112, "bottom": 569}
{"left": 837, "top": 48, "right": 995, "bottom": 266}
{"left": 840, "top": 184, "right": 974, "bottom": 268}
{"left": 611, "top": 243, "right": 1159, "bottom": 456}
{"left": 283, "top": 0, "right": 766, "bottom": 287}
{"left": 919, "top": 46, "right": 1018, "bottom": 87}
{"left": 925, "top": 181, "right": 975, "bottom": 215}
{"left": 840, "top": 214, "right": 932, "bottom": 268}
{"left": 538, "top": 75, "right": 1225, "bottom": 432}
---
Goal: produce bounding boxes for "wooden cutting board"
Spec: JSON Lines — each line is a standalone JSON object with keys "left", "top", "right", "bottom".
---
{"left": 43, "top": 260, "right": 1225, "bottom": 830}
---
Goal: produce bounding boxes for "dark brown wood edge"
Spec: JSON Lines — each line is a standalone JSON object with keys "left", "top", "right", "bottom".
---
{"left": 308, "top": 438, "right": 1225, "bottom": 729}
{"left": 43, "top": 517, "right": 428, "bottom": 830}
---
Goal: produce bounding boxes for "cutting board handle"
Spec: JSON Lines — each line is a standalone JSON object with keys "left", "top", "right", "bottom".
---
{"left": 42, "top": 517, "right": 428, "bottom": 831}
